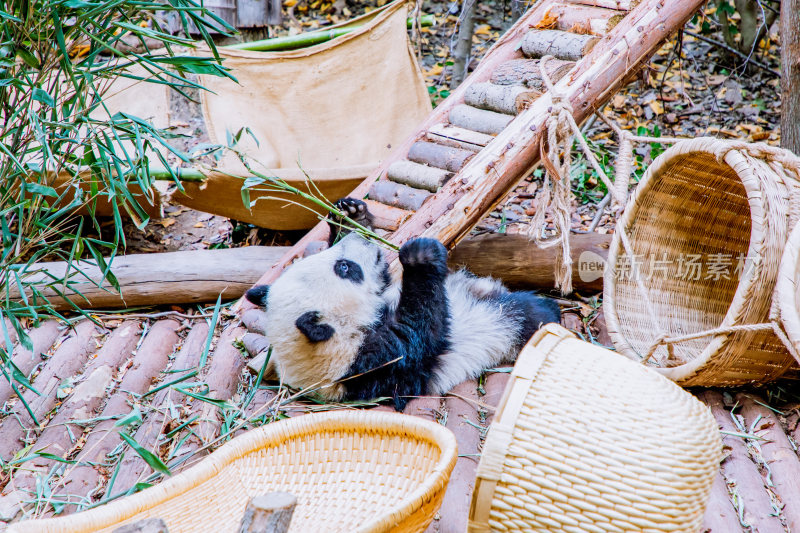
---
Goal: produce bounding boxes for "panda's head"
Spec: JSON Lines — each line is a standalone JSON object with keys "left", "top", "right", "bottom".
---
{"left": 245, "top": 233, "right": 392, "bottom": 315}
{"left": 244, "top": 233, "right": 395, "bottom": 393}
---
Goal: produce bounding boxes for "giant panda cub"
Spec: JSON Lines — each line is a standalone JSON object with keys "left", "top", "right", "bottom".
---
{"left": 245, "top": 197, "right": 560, "bottom": 410}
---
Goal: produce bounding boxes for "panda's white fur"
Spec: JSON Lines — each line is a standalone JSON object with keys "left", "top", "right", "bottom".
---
{"left": 248, "top": 227, "right": 560, "bottom": 410}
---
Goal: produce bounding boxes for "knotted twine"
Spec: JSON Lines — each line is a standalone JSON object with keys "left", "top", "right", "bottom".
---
{"left": 527, "top": 55, "right": 681, "bottom": 294}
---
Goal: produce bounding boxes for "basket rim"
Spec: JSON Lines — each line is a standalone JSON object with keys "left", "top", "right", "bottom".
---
{"left": 777, "top": 221, "right": 800, "bottom": 364}
{"left": 12, "top": 410, "right": 458, "bottom": 533}
{"left": 603, "top": 137, "right": 768, "bottom": 380}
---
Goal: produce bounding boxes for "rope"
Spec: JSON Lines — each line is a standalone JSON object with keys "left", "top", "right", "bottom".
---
{"left": 527, "top": 56, "right": 682, "bottom": 293}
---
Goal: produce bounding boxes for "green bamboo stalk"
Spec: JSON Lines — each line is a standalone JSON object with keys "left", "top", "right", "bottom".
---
{"left": 147, "top": 166, "right": 206, "bottom": 182}
{"left": 227, "top": 14, "right": 435, "bottom": 52}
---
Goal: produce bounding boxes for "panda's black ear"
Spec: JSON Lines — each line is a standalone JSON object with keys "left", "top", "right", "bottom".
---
{"left": 245, "top": 285, "right": 270, "bottom": 307}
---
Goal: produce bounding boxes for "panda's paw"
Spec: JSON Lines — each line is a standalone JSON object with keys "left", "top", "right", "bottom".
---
{"left": 332, "top": 197, "right": 370, "bottom": 224}
{"left": 399, "top": 238, "right": 448, "bottom": 271}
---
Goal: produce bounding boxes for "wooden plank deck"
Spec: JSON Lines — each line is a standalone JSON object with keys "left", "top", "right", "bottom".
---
{"left": 2, "top": 308, "right": 799, "bottom": 531}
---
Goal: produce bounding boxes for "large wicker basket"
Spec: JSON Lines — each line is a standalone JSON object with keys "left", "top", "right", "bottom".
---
{"left": 604, "top": 137, "right": 800, "bottom": 386}
{"left": 777, "top": 222, "right": 800, "bottom": 361}
{"left": 12, "top": 411, "right": 458, "bottom": 533}
{"left": 468, "top": 324, "right": 721, "bottom": 533}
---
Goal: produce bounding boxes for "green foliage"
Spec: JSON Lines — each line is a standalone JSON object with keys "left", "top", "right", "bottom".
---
{"left": 0, "top": 0, "right": 234, "bottom": 404}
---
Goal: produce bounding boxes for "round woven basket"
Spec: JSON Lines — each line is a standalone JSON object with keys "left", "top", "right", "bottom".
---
{"left": 468, "top": 324, "right": 721, "bottom": 533}
{"left": 12, "top": 411, "right": 457, "bottom": 533}
{"left": 777, "top": 222, "right": 800, "bottom": 360}
{"left": 604, "top": 137, "right": 800, "bottom": 386}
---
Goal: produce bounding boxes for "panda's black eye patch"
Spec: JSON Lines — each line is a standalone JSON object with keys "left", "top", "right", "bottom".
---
{"left": 334, "top": 259, "right": 364, "bottom": 283}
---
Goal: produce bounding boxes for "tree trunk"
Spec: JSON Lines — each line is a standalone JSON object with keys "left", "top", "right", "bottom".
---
{"left": 781, "top": 0, "right": 800, "bottom": 154}
{"left": 451, "top": 0, "right": 479, "bottom": 87}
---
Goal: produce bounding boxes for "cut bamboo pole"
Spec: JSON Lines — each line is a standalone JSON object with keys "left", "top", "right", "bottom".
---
{"left": 448, "top": 104, "right": 514, "bottom": 135}
{"left": 490, "top": 58, "right": 575, "bottom": 90}
{"left": 368, "top": 181, "right": 432, "bottom": 211}
{"left": 520, "top": 29, "right": 599, "bottom": 60}
{"left": 425, "top": 124, "right": 494, "bottom": 152}
{"left": 386, "top": 160, "right": 453, "bottom": 192}
{"left": 548, "top": 3, "right": 626, "bottom": 34}
{"left": 226, "top": 15, "right": 436, "bottom": 51}
{"left": 407, "top": 142, "right": 475, "bottom": 172}
{"left": 463, "top": 82, "right": 541, "bottom": 114}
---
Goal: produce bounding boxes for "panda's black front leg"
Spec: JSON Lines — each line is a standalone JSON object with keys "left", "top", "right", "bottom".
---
{"left": 342, "top": 238, "right": 451, "bottom": 410}
{"left": 327, "top": 197, "right": 374, "bottom": 247}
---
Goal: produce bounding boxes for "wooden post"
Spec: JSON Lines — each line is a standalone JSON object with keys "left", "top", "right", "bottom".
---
{"left": 520, "top": 29, "right": 599, "bottom": 60}
{"left": 490, "top": 58, "right": 574, "bottom": 90}
{"left": 239, "top": 492, "right": 297, "bottom": 533}
{"left": 464, "top": 82, "right": 541, "bottom": 114}
{"left": 781, "top": 0, "right": 800, "bottom": 154}
{"left": 112, "top": 518, "right": 169, "bottom": 533}
{"left": 448, "top": 104, "right": 514, "bottom": 134}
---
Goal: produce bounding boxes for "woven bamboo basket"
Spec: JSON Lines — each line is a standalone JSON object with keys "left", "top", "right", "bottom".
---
{"left": 468, "top": 324, "right": 722, "bottom": 533}
{"left": 777, "top": 222, "right": 800, "bottom": 361}
{"left": 604, "top": 137, "right": 800, "bottom": 386}
{"left": 12, "top": 411, "right": 457, "bottom": 533}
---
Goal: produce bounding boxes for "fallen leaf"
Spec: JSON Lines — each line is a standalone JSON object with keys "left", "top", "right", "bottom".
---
{"left": 158, "top": 218, "right": 176, "bottom": 228}
{"left": 534, "top": 10, "right": 558, "bottom": 30}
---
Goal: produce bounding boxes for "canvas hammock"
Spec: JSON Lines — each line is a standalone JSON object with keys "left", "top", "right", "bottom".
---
{"left": 172, "top": 0, "right": 432, "bottom": 229}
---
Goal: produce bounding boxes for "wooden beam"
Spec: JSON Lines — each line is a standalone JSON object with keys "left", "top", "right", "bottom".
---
{"left": 10, "top": 247, "right": 288, "bottom": 310}
{"left": 448, "top": 233, "right": 610, "bottom": 293}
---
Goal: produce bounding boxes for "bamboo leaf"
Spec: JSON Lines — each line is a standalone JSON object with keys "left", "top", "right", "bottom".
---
{"left": 120, "top": 432, "right": 171, "bottom": 476}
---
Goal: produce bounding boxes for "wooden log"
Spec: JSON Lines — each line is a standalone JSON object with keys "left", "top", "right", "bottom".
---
{"left": 386, "top": 160, "right": 453, "bottom": 192}
{"left": 110, "top": 323, "right": 208, "bottom": 494}
{"left": 368, "top": 181, "right": 432, "bottom": 211}
{"left": 448, "top": 105, "right": 514, "bottom": 135}
{"left": 10, "top": 247, "right": 289, "bottom": 311}
{"left": 699, "top": 390, "right": 785, "bottom": 533}
{"left": 448, "top": 233, "right": 611, "bottom": 293}
{"left": 490, "top": 58, "right": 575, "bottom": 90}
{"left": 438, "top": 381, "right": 482, "bottom": 533}
{"left": 113, "top": 518, "right": 169, "bottom": 533}
{"left": 0, "top": 320, "right": 60, "bottom": 407}
{"left": 702, "top": 471, "right": 744, "bottom": 533}
{"left": 56, "top": 320, "right": 180, "bottom": 509}
{"left": 241, "top": 0, "right": 706, "bottom": 311}
{"left": 426, "top": 124, "right": 494, "bottom": 152}
{"left": 238, "top": 492, "right": 296, "bottom": 533}
{"left": 407, "top": 142, "right": 475, "bottom": 173}
{"left": 547, "top": 3, "right": 626, "bottom": 35}
{"left": 174, "top": 325, "right": 246, "bottom": 471}
{"left": 363, "top": 200, "right": 413, "bottom": 231}
{"left": 0, "top": 320, "right": 98, "bottom": 461}
{"left": 736, "top": 393, "right": 800, "bottom": 531}
{"left": 520, "top": 29, "right": 599, "bottom": 61}
{"left": 464, "top": 83, "right": 541, "bottom": 115}
{"left": 10, "top": 321, "right": 143, "bottom": 495}
{"left": 566, "top": 0, "right": 638, "bottom": 10}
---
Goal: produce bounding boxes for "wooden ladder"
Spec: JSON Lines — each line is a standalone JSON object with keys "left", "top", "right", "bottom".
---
{"left": 241, "top": 0, "right": 705, "bottom": 302}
